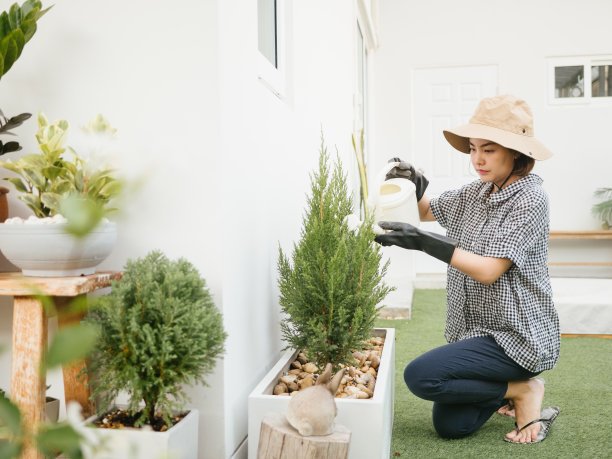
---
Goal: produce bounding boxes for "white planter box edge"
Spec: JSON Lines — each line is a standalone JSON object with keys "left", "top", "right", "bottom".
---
{"left": 82, "top": 407, "right": 199, "bottom": 459}
{"left": 248, "top": 327, "right": 395, "bottom": 459}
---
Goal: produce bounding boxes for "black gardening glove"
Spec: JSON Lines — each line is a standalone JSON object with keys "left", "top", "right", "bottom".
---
{"left": 385, "top": 157, "right": 429, "bottom": 201}
{"left": 374, "top": 221, "right": 458, "bottom": 264}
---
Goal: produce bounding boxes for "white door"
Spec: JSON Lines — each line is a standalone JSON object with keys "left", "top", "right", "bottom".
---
{"left": 412, "top": 65, "right": 498, "bottom": 275}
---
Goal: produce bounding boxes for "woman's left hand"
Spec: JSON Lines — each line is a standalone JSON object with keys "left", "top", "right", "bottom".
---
{"left": 374, "top": 221, "right": 457, "bottom": 264}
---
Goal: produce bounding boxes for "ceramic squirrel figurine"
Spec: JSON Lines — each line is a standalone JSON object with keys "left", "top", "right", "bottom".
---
{"left": 286, "top": 363, "right": 346, "bottom": 436}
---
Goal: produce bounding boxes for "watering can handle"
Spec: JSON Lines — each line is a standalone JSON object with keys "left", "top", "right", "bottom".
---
{"left": 376, "top": 161, "right": 400, "bottom": 188}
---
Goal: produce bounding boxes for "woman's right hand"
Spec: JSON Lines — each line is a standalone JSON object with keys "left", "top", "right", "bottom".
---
{"left": 385, "top": 157, "right": 429, "bottom": 201}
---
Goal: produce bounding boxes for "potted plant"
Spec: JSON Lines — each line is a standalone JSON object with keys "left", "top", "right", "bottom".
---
{"left": 0, "top": 0, "right": 51, "bottom": 220}
{"left": 80, "top": 251, "right": 227, "bottom": 459}
{"left": 0, "top": 111, "right": 123, "bottom": 276}
{"left": 592, "top": 187, "right": 612, "bottom": 229}
{"left": 248, "top": 140, "right": 396, "bottom": 459}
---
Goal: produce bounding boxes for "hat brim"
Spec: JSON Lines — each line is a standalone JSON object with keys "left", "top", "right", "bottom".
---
{"left": 443, "top": 123, "right": 553, "bottom": 160}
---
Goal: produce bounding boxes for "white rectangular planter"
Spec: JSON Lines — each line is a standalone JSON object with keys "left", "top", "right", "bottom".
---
{"left": 248, "top": 328, "right": 395, "bottom": 459}
{"left": 82, "top": 408, "right": 199, "bottom": 459}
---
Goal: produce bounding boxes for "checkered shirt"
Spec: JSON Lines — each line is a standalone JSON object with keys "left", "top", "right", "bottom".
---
{"left": 430, "top": 174, "right": 560, "bottom": 373}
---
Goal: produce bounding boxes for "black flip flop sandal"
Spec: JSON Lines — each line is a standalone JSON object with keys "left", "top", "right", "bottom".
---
{"left": 504, "top": 406, "right": 560, "bottom": 444}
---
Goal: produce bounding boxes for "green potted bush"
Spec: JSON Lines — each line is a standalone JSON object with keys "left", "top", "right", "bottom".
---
{"left": 81, "top": 251, "right": 227, "bottom": 459}
{"left": 0, "top": 111, "right": 123, "bottom": 276}
{"left": 248, "top": 140, "right": 396, "bottom": 459}
{"left": 592, "top": 187, "right": 612, "bottom": 229}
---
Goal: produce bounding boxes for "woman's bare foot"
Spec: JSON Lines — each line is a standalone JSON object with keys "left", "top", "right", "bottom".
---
{"left": 497, "top": 402, "right": 515, "bottom": 418}
{"left": 503, "top": 378, "right": 545, "bottom": 443}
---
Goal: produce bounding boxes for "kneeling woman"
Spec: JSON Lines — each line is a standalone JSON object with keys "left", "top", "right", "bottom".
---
{"left": 376, "top": 95, "right": 561, "bottom": 444}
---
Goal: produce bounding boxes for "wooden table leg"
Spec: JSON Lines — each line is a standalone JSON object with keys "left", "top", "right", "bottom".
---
{"left": 55, "top": 295, "right": 95, "bottom": 418}
{"left": 11, "top": 296, "right": 47, "bottom": 459}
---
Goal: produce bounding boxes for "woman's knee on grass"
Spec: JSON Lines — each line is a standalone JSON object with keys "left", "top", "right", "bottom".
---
{"left": 403, "top": 359, "right": 443, "bottom": 400}
{"left": 432, "top": 414, "right": 474, "bottom": 439}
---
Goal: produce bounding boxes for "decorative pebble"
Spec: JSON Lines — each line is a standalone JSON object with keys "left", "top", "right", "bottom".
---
{"left": 274, "top": 383, "right": 288, "bottom": 395}
{"left": 302, "top": 362, "right": 318, "bottom": 374}
{"left": 273, "top": 337, "right": 385, "bottom": 400}
{"left": 280, "top": 374, "right": 297, "bottom": 385}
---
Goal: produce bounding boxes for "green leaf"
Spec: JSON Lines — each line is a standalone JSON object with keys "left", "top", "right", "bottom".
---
{"left": 35, "top": 423, "right": 83, "bottom": 458}
{"left": 0, "top": 13, "right": 10, "bottom": 40}
{"left": 0, "top": 159, "right": 24, "bottom": 175}
{"left": 18, "top": 193, "right": 44, "bottom": 217}
{"left": 4, "top": 177, "right": 28, "bottom": 193}
{"left": 60, "top": 194, "right": 105, "bottom": 237}
{"left": 0, "top": 35, "right": 18, "bottom": 76}
{"left": 0, "top": 441, "right": 22, "bottom": 459}
{"left": 49, "top": 180, "right": 72, "bottom": 195}
{"left": 42, "top": 165, "right": 64, "bottom": 181}
{"left": 0, "top": 112, "right": 31, "bottom": 135}
{"left": 20, "top": 167, "right": 45, "bottom": 190}
{"left": 10, "top": 29, "right": 24, "bottom": 60}
{"left": 40, "top": 192, "right": 61, "bottom": 214}
{"left": 0, "top": 396, "right": 22, "bottom": 437}
{"left": 7, "top": 4, "right": 21, "bottom": 31}
{"left": 43, "top": 323, "right": 100, "bottom": 370}
{"left": 0, "top": 141, "right": 21, "bottom": 155}
{"left": 18, "top": 16, "right": 35, "bottom": 43}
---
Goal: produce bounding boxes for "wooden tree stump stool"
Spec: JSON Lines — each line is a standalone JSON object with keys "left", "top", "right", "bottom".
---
{"left": 257, "top": 412, "right": 350, "bottom": 459}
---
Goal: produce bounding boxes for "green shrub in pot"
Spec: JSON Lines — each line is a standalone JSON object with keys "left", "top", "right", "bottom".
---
{"left": 277, "top": 138, "right": 392, "bottom": 371}
{"left": 84, "top": 251, "right": 227, "bottom": 428}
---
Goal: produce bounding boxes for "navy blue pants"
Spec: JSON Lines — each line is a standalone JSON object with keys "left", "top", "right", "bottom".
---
{"left": 404, "top": 336, "right": 538, "bottom": 439}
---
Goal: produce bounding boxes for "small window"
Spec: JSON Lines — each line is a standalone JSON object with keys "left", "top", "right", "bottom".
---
{"left": 257, "top": 0, "right": 287, "bottom": 98}
{"left": 548, "top": 56, "right": 612, "bottom": 104}
{"left": 258, "top": 0, "right": 277, "bottom": 68}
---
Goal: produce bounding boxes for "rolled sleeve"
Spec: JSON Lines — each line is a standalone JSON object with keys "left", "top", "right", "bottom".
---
{"left": 430, "top": 188, "right": 464, "bottom": 229}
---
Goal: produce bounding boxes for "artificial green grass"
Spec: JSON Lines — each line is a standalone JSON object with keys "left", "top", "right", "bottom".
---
{"left": 375, "top": 289, "right": 612, "bottom": 459}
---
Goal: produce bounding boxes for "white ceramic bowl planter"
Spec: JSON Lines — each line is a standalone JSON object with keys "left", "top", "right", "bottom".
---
{"left": 0, "top": 216, "right": 116, "bottom": 277}
{"left": 248, "top": 328, "right": 395, "bottom": 459}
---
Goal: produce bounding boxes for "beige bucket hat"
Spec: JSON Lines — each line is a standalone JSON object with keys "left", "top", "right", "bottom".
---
{"left": 443, "top": 94, "right": 553, "bottom": 160}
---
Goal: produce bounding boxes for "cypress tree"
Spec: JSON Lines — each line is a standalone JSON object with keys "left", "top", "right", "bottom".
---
{"left": 85, "top": 251, "right": 226, "bottom": 428}
{"left": 278, "top": 138, "right": 392, "bottom": 370}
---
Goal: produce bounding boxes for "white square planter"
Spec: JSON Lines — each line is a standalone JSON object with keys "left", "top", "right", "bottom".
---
{"left": 248, "top": 328, "right": 395, "bottom": 459}
{"left": 82, "top": 408, "right": 199, "bottom": 459}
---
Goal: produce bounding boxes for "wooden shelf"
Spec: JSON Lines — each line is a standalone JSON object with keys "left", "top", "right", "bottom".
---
{"left": 549, "top": 230, "right": 612, "bottom": 240}
{"left": 0, "top": 271, "right": 122, "bottom": 296}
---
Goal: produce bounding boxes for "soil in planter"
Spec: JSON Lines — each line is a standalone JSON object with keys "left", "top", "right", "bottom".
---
{"left": 93, "top": 409, "right": 189, "bottom": 432}
{"left": 273, "top": 336, "right": 385, "bottom": 400}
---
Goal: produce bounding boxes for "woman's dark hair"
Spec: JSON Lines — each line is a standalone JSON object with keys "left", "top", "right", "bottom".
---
{"left": 511, "top": 149, "right": 535, "bottom": 177}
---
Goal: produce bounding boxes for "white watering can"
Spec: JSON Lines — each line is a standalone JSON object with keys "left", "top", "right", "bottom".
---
{"left": 367, "top": 161, "right": 420, "bottom": 228}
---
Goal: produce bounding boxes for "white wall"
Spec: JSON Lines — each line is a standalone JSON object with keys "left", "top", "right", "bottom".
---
{"left": 0, "top": 0, "right": 366, "bottom": 457}
{"left": 370, "top": 0, "right": 612, "bottom": 273}
{"left": 218, "top": 0, "right": 360, "bottom": 455}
